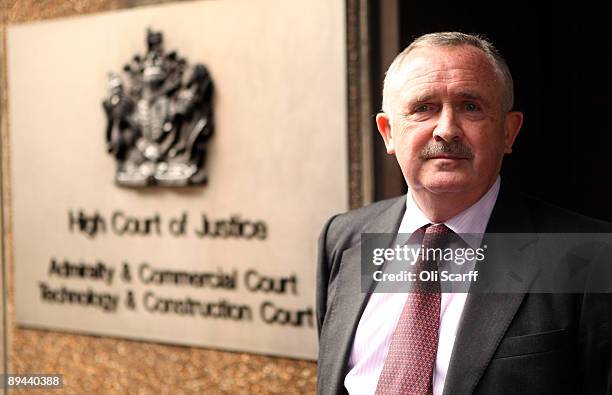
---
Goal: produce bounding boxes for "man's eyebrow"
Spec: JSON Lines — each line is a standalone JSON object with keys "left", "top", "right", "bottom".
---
{"left": 407, "top": 93, "right": 436, "bottom": 105}
{"left": 455, "top": 91, "right": 485, "bottom": 101}
{"left": 403, "top": 91, "right": 487, "bottom": 108}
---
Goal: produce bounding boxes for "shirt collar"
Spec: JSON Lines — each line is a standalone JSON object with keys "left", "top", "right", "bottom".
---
{"left": 397, "top": 176, "right": 500, "bottom": 248}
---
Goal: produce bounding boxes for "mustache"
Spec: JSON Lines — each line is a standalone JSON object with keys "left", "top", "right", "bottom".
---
{"left": 419, "top": 140, "right": 474, "bottom": 160}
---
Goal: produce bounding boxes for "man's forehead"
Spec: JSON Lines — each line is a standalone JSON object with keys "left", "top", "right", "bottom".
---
{"left": 398, "top": 46, "right": 496, "bottom": 81}
{"left": 391, "top": 46, "right": 502, "bottom": 100}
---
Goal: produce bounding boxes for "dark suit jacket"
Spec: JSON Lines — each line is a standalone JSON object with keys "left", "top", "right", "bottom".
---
{"left": 316, "top": 185, "right": 612, "bottom": 394}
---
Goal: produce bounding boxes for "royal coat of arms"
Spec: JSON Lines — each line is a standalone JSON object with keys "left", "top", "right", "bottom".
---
{"left": 103, "top": 29, "right": 214, "bottom": 187}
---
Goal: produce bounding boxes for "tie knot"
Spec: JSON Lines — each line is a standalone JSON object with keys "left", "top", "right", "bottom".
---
{"left": 424, "top": 223, "right": 450, "bottom": 235}
{"left": 422, "top": 223, "right": 451, "bottom": 249}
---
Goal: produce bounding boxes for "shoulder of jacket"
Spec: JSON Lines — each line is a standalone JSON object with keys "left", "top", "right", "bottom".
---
{"left": 323, "top": 196, "right": 405, "bottom": 251}
{"left": 521, "top": 194, "right": 612, "bottom": 233}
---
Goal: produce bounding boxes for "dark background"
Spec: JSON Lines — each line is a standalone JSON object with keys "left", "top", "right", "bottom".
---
{"left": 369, "top": 1, "right": 612, "bottom": 221}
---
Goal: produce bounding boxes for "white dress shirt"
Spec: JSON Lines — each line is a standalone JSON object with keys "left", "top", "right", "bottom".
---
{"left": 344, "top": 177, "right": 501, "bottom": 395}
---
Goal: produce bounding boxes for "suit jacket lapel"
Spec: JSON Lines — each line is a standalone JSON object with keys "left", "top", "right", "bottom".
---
{"left": 320, "top": 196, "right": 406, "bottom": 394}
{"left": 442, "top": 185, "right": 540, "bottom": 394}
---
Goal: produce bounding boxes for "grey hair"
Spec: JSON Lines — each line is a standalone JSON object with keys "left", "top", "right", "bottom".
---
{"left": 382, "top": 32, "right": 514, "bottom": 114}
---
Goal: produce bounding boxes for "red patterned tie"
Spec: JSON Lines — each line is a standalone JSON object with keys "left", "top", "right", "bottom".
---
{"left": 375, "top": 224, "right": 451, "bottom": 395}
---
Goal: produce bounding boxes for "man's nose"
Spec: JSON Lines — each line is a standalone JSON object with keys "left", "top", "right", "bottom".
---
{"left": 432, "top": 106, "right": 462, "bottom": 142}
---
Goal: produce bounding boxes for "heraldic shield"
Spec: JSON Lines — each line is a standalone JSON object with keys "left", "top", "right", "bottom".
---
{"left": 103, "top": 29, "right": 214, "bottom": 187}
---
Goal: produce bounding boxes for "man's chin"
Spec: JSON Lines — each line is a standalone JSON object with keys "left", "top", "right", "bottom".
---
{"left": 419, "top": 175, "right": 474, "bottom": 195}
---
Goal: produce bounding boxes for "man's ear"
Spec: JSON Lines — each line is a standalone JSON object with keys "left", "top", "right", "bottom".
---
{"left": 503, "top": 111, "right": 523, "bottom": 153}
{"left": 376, "top": 112, "right": 395, "bottom": 154}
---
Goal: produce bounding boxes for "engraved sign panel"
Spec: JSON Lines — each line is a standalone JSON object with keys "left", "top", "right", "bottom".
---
{"left": 7, "top": 0, "right": 347, "bottom": 360}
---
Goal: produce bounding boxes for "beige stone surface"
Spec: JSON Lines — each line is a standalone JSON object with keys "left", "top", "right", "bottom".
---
{"left": 0, "top": 0, "right": 350, "bottom": 392}
{"left": 8, "top": 0, "right": 347, "bottom": 359}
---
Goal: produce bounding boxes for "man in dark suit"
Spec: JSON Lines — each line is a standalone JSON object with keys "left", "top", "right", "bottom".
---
{"left": 316, "top": 32, "right": 612, "bottom": 394}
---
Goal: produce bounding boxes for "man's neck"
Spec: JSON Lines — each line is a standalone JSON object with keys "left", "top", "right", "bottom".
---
{"left": 409, "top": 179, "right": 499, "bottom": 223}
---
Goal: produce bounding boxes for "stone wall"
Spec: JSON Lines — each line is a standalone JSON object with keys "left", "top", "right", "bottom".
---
{"left": 0, "top": 1, "right": 355, "bottom": 392}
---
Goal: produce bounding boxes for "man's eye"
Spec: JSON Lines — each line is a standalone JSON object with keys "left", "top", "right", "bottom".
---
{"left": 414, "top": 104, "right": 431, "bottom": 113}
{"left": 464, "top": 102, "right": 480, "bottom": 111}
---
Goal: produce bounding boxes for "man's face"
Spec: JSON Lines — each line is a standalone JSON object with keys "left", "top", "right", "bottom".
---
{"left": 377, "top": 45, "right": 523, "bottom": 199}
